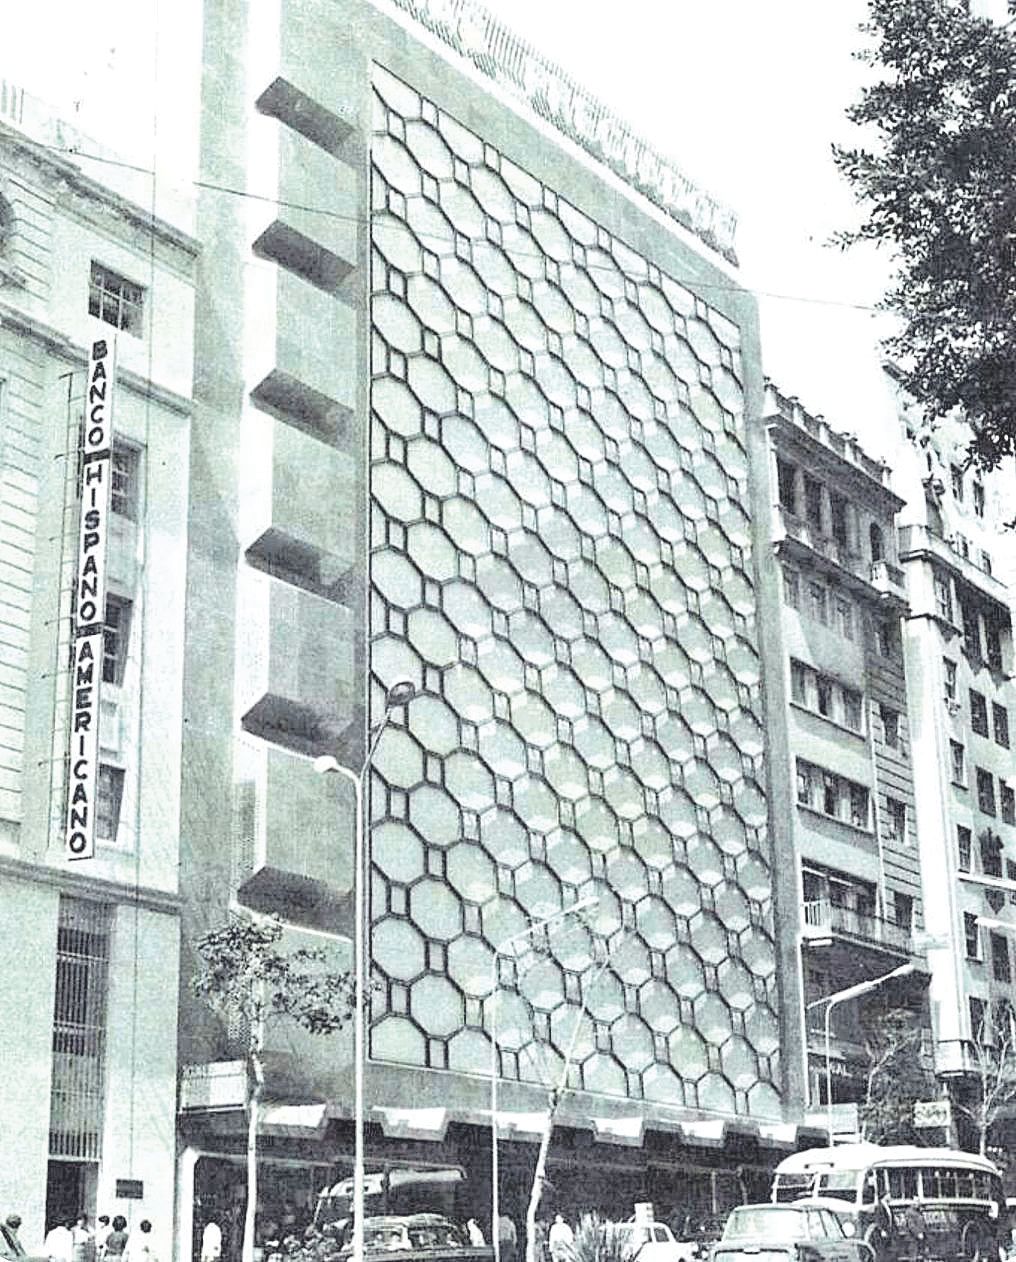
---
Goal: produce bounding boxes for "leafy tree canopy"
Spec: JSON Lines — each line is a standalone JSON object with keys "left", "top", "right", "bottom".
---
{"left": 835, "top": 0, "right": 1016, "bottom": 470}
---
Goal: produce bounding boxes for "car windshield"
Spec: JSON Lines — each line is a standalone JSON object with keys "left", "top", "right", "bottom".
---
{"left": 723, "top": 1209, "right": 806, "bottom": 1241}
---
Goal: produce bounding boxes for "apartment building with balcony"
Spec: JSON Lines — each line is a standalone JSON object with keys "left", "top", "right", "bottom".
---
{"left": 888, "top": 383, "right": 1016, "bottom": 1094}
{"left": 764, "top": 382, "right": 928, "bottom": 1115}
{"left": 0, "top": 86, "right": 195, "bottom": 1254}
{"left": 177, "top": 0, "right": 814, "bottom": 1252}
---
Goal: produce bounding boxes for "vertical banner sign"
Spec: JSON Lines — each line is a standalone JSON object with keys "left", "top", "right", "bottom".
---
{"left": 65, "top": 336, "right": 115, "bottom": 861}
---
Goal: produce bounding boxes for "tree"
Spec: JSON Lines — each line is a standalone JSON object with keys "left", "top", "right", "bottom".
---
{"left": 954, "top": 1009, "right": 1016, "bottom": 1155}
{"left": 858, "top": 1005, "right": 939, "bottom": 1144}
{"left": 834, "top": 0, "right": 1016, "bottom": 470}
{"left": 192, "top": 914, "right": 357, "bottom": 1262}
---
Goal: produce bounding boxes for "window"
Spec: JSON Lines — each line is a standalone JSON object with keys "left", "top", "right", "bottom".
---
{"left": 96, "top": 765, "right": 124, "bottom": 842}
{"left": 790, "top": 660, "right": 808, "bottom": 705}
{"left": 1002, "top": 785, "right": 1016, "bottom": 827}
{"left": 776, "top": 458, "right": 797, "bottom": 513}
{"left": 111, "top": 443, "right": 139, "bottom": 520}
{"left": 980, "top": 550, "right": 993, "bottom": 577}
{"left": 88, "top": 262, "right": 144, "bottom": 336}
{"left": 951, "top": 740, "right": 966, "bottom": 785}
{"left": 876, "top": 617, "right": 897, "bottom": 658}
{"left": 885, "top": 797, "right": 907, "bottom": 843}
{"left": 796, "top": 761, "right": 815, "bottom": 807}
{"left": 893, "top": 891, "right": 913, "bottom": 932}
{"left": 880, "top": 704, "right": 901, "bottom": 749}
{"left": 973, "top": 481, "right": 985, "bottom": 517}
{"left": 986, "top": 623, "right": 1004, "bottom": 672}
{"left": 951, "top": 463, "right": 964, "bottom": 501}
{"left": 993, "top": 703, "right": 1010, "bottom": 749}
{"left": 970, "top": 690, "right": 989, "bottom": 737}
{"left": 981, "top": 830, "right": 1003, "bottom": 877}
{"left": 958, "top": 825, "right": 972, "bottom": 872}
{"left": 955, "top": 531, "right": 971, "bottom": 560}
{"left": 842, "top": 688, "right": 863, "bottom": 733}
{"left": 830, "top": 495, "right": 848, "bottom": 549}
{"left": 102, "top": 596, "right": 132, "bottom": 686}
{"left": 50, "top": 898, "right": 111, "bottom": 1160}
{"left": 836, "top": 598, "right": 854, "bottom": 640}
{"left": 970, "top": 996, "right": 987, "bottom": 1041}
{"left": 965, "top": 912, "right": 981, "bottom": 960}
{"left": 933, "top": 573, "right": 953, "bottom": 622}
{"left": 849, "top": 783, "right": 869, "bottom": 829}
{"left": 961, "top": 600, "right": 981, "bottom": 662}
{"left": 1007, "top": 859, "right": 1016, "bottom": 904}
{"left": 804, "top": 476, "right": 823, "bottom": 531}
{"left": 782, "top": 566, "right": 799, "bottom": 609}
{"left": 869, "top": 522, "right": 884, "bottom": 562}
{"left": 816, "top": 677, "right": 833, "bottom": 718}
{"left": 992, "top": 931, "right": 1011, "bottom": 983}
{"left": 808, "top": 581, "right": 828, "bottom": 625}
{"left": 823, "top": 773, "right": 838, "bottom": 816}
{"left": 977, "top": 767, "right": 997, "bottom": 817}
{"left": 944, "top": 658, "right": 958, "bottom": 702}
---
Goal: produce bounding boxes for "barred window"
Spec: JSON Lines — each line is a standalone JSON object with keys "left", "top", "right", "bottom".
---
{"left": 957, "top": 825, "right": 972, "bottom": 873}
{"left": 102, "top": 596, "right": 132, "bottom": 686}
{"left": 970, "top": 690, "right": 989, "bottom": 737}
{"left": 88, "top": 261, "right": 144, "bottom": 336}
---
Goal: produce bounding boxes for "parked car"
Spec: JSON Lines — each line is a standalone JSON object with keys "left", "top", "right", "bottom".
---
{"left": 710, "top": 1202, "right": 874, "bottom": 1262}
{"left": 613, "top": 1221, "right": 700, "bottom": 1262}
{"left": 340, "top": 1214, "right": 493, "bottom": 1262}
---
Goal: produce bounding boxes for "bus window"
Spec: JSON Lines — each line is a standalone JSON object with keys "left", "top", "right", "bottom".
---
{"left": 887, "top": 1169, "right": 917, "bottom": 1200}
{"left": 815, "top": 1171, "right": 861, "bottom": 1204}
{"left": 956, "top": 1171, "right": 976, "bottom": 1199}
{"left": 861, "top": 1172, "right": 878, "bottom": 1207}
{"left": 973, "top": 1172, "right": 992, "bottom": 1201}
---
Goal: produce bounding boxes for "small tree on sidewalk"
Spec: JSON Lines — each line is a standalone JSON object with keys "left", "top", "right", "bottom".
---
{"left": 193, "top": 914, "right": 357, "bottom": 1262}
{"left": 859, "top": 1005, "right": 937, "bottom": 1144}
{"left": 954, "top": 1010, "right": 1016, "bottom": 1156}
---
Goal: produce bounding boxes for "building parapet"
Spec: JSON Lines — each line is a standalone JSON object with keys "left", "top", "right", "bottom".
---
{"left": 899, "top": 522, "right": 1011, "bottom": 611}
{"left": 383, "top": 0, "right": 738, "bottom": 263}
{"left": 764, "top": 380, "right": 899, "bottom": 502}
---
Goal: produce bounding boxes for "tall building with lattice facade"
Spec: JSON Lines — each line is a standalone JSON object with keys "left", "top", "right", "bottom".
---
{"left": 177, "top": 1, "right": 816, "bottom": 1256}
{"left": 0, "top": 85, "right": 195, "bottom": 1256}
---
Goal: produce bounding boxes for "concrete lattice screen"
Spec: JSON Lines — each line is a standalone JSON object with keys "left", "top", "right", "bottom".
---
{"left": 366, "top": 64, "right": 779, "bottom": 1118}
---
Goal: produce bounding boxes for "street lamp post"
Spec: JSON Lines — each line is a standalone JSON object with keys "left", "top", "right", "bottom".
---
{"left": 806, "top": 961, "right": 918, "bottom": 1146}
{"left": 315, "top": 679, "right": 417, "bottom": 1262}
{"left": 488, "top": 895, "right": 597, "bottom": 1262}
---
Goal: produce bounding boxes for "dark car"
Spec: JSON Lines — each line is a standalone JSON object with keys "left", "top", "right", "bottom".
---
{"left": 711, "top": 1203, "right": 874, "bottom": 1262}
{"left": 341, "top": 1214, "right": 493, "bottom": 1262}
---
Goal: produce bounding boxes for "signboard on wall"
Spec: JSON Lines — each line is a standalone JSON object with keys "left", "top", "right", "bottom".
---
{"left": 65, "top": 334, "right": 115, "bottom": 861}
{"left": 914, "top": 1099, "right": 952, "bottom": 1128}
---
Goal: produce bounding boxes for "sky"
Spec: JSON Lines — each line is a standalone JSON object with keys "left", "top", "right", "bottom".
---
{"left": 4, "top": 0, "right": 905, "bottom": 458}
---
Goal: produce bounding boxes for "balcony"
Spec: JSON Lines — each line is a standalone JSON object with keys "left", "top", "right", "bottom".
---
{"left": 236, "top": 566, "right": 354, "bottom": 754}
{"left": 239, "top": 412, "right": 356, "bottom": 592}
{"left": 899, "top": 523, "right": 1010, "bottom": 609}
{"left": 802, "top": 898, "right": 912, "bottom": 955}
{"left": 233, "top": 738, "right": 355, "bottom": 934}
{"left": 868, "top": 559, "right": 907, "bottom": 609}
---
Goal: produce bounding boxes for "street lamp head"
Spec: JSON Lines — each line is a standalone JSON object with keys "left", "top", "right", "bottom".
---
{"left": 313, "top": 755, "right": 342, "bottom": 776}
{"left": 385, "top": 680, "right": 418, "bottom": 709}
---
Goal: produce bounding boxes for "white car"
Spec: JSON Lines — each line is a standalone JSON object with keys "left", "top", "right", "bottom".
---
{"left": 613, "top": 1222, "right": 700, "bottom": 1262}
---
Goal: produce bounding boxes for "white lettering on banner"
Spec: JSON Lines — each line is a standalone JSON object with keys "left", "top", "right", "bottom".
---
{"left": 65, "top": 335, "right": 115, "bottom": 862}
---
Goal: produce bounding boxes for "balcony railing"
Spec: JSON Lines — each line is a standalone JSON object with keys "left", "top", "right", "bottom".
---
{"left": 803, "top": 898, "right": 912, "bottom": 954}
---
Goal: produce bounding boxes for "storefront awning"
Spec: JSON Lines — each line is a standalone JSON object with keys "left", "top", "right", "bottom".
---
{"left": 260, "top": 1102, "right": 329, "bottom": 1138}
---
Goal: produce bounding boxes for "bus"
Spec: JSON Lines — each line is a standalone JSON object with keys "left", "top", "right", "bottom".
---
{"left": 770, "top": 1144, "right": 1007, "bottom": 1262}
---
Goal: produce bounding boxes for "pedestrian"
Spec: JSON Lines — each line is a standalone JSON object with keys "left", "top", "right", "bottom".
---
{"left": 466, "top": 1220, "right": 485, "bottom": 1247}
{"left": 124, "top": 1222, "right": 155, "bottom": 1262}
{"left": 95, "top": 1220, "right": 112, "bottom": 1260}
{"left": 497, "top": 1214, "right": 518, "bottom": 1262}
{"left": 72, "top": 1215, "right": 96, "bottom": 1262}
{"left": 902, "top": 1204, "right": 926, "bottom": 1262}
{"left": 44, "top": 1219, "right": 74, "bottom": 1262}
{"left": 200, "top": 1220, "right": 221, "bottom": 1262}
{"left": 103, "top": 1219, "right": 128, "bottom": 1262}
{"left": 1, "top": 1215, "right": 25, "bottom": 1259}
{"left": 548, "top": 1215, "right": 574, "bottom": 1262}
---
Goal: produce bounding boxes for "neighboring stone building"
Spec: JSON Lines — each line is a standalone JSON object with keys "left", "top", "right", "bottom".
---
{"left": 888, "top": 379, "right": 1016, "bottom": 1100}
{"left": 177, "top": 0, "right": 812, "bottom": 1253}
{"left": 0, "top": 86, "right": 196, "bottom": 1254}
{"left": 763, "top": 382, "right": 929, "bottom": 1129}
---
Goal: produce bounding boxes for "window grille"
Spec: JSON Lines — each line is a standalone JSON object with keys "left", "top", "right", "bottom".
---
{"left": 49, "top": 898, "right": 111, "bottom": 1160}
